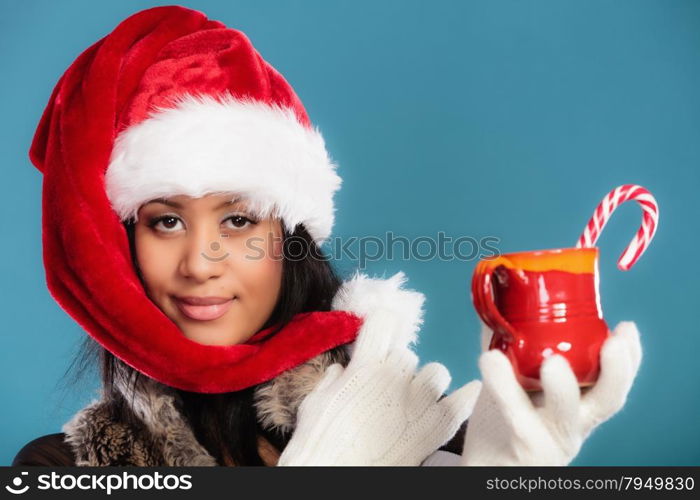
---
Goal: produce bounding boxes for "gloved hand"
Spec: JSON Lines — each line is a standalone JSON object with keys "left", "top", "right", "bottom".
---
{"left": 277, "top": 271, "right": 482, "bottom": 466}
{"left": 460, "top": 321, "right": 642, "bottom": 466}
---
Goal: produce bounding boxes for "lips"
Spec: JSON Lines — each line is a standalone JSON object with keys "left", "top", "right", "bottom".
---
{"left": 174, "top": 296, "right": 236, "bottom": 321}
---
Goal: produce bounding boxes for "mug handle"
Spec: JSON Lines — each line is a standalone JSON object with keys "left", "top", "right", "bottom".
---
{"left": 471, "top": 256, "right": 518, "bottom": 346}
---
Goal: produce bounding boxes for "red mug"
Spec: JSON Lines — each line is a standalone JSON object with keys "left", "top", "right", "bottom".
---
{"left": 471, "top": 247, "right": 611, "bottom": 392}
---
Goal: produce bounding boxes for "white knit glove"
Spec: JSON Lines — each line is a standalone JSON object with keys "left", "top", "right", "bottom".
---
{"left": 278, "top": 272, "right": 482, "bottom": 466}
{"left": 460, "top": 321, "right": 642, "bottom": 466}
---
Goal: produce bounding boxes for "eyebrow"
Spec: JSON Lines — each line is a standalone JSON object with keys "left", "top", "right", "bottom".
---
{"left": 144, "top": 197, "right": 243, "bottom": 210}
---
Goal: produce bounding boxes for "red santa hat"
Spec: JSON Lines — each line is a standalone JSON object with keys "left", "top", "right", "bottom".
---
{"left": 29, "top": 5, "right": 361, "bottom": 393}
{"left": 107, "top": 92, "right": 338, "bottom": 244}
{"left": 104, "top": 28, "right": 341, "bottom": 245}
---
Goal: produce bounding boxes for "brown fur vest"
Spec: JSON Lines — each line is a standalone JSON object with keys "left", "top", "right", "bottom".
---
{"left": 62, "top": 346, "right": 349, "bottom": 466}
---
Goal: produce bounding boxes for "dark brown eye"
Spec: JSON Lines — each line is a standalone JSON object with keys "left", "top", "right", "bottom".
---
{"left": 147, "top": 215, "right": 184, "bottom": 233}
{"left": 161, "top": 216, "right": 178, "bottom": 229}
{"left": 224, "top": 215, "right": 255, "bottom": 229}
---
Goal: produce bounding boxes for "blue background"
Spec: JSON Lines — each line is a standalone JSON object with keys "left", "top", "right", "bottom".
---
{"left": 1, "top": 0, "right": 698, "bottom": 465}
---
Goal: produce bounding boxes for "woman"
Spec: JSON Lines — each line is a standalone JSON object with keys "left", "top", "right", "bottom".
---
{"left": 15, "top": 190, "right": 471, "bottom": 466}
{"left": 13, "top": 5, "right": 641, "bottom": 467}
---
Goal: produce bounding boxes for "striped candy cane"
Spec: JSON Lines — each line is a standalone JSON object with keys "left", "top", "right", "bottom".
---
{"left": 576, "top": 184, "right": 659, "bottom": 271}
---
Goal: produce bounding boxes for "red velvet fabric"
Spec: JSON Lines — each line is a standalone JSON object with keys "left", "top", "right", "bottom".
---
{"left": 29, "top": 5, "right": 361, "bottom": 393}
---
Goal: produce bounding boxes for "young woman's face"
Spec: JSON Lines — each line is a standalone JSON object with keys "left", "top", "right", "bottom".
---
{"left": 134, "top": 193, "right": 284, "bottom": 346}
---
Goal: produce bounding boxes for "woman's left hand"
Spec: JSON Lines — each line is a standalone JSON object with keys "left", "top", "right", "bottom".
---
{"left": 277, "top": 271, "right": 482, "bottom": 466}
{"left": 277, "top": 306, "right": 482, "bottom": 465}
{"left": 460, "top": 321, "right": 642, "bottom": 466}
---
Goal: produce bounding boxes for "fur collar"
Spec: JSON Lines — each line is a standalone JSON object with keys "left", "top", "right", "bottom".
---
{"left": 62, "top": 272, "right": 426, "bottom": 466}
{"left": 62, "top": 346, "right": 348, "bottom": 466}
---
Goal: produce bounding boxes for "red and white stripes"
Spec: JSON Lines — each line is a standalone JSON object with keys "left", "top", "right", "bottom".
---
{"left": 575, "top": 184, "right": 659, "bottom": 271}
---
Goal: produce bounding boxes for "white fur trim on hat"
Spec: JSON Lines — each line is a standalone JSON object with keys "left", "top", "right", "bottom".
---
{"left": 105, "top": 93, "right": 341, "bottom": 245}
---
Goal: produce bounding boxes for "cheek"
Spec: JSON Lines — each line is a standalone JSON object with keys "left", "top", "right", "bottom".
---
{"left": 234, "top": 224, "right": 283, "bottom": 301}
{"left": 237, "top": 244, "right": 283, "bottom": 298}
{"left": 134, "top": 230, "right": 174, "bottom": 292}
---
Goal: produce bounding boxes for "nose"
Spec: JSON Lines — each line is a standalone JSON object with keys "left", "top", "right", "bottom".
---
{"left": 178, "top": 225, "right": 227, "bottom": 282}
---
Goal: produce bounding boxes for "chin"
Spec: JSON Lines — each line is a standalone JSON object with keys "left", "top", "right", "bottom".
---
{"left": 180, "top": 323, "right": 248, "bottom": 346}
{"left": 183, "top": 331, "right": 239, "bottom": 346}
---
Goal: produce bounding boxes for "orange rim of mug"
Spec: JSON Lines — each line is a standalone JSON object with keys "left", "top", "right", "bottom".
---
{"left": 471, "top": 246, "right": 599, "bottom": 336}
{"left": 483, "top": 246, "right": 598, "bottom": 273}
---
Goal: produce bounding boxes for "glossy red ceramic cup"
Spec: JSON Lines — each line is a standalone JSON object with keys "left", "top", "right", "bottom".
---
{"left": 471, "top": 247, "right": 611, "bottom": 392}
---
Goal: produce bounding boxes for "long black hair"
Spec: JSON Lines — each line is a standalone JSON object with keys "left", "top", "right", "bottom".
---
{"left": 64, "top": 219, "right": 347, "bottom": 465}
